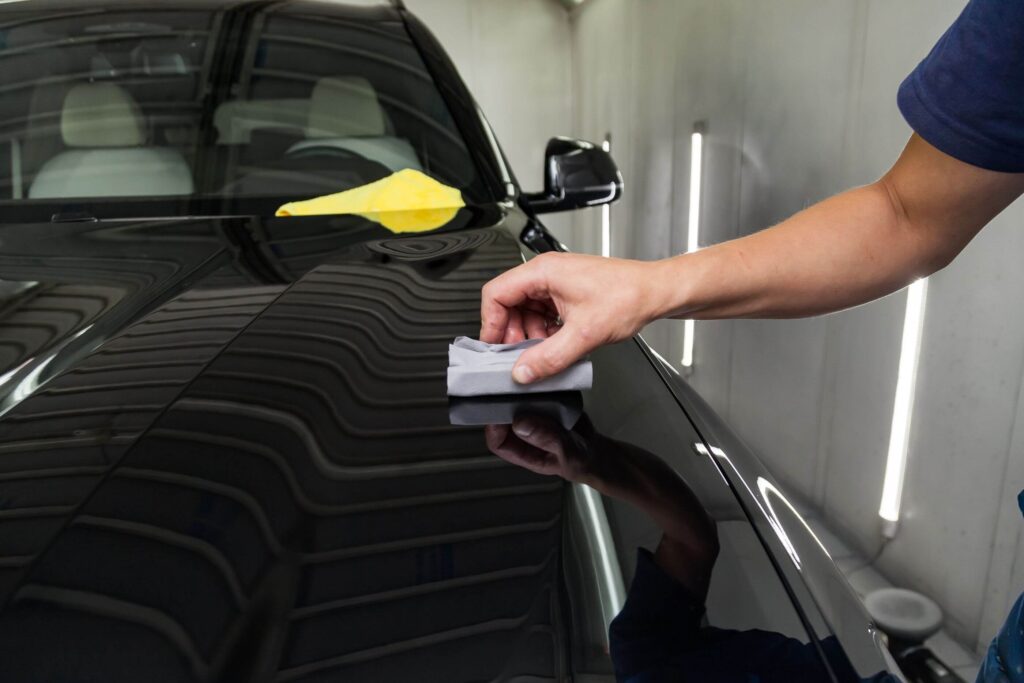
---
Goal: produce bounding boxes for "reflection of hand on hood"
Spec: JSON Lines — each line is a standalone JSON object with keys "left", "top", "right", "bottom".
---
{"left": 484, "top": 412, "right": 719, "bottom": 602}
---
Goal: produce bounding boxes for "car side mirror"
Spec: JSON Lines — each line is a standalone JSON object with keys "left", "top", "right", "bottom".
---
{"left": 523, "top": 137, "right": 623, "bottom": 214}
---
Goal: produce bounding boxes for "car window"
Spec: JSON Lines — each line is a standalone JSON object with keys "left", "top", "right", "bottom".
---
{"left": 0, "top": 3, "right": 493, "bottom": 219}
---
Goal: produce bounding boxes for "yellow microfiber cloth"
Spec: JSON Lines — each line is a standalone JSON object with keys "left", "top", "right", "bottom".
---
{"left": 275, "top": 168, "right": 465, "bottom": 233}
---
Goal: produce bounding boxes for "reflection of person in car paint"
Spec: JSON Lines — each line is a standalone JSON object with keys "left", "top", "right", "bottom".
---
{"left": 485, "top": 414, "right": 895, "bottom": 683}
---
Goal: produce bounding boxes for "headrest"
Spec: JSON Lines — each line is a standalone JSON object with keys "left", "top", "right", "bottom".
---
{"left": 214, "top": 98, "right": 310, "bottom": 144}
{"left": 306, "top": 76, "right": 386, "bottom": 139}
{"left": 61, "top": 82, "right": 144, "bottom": 148}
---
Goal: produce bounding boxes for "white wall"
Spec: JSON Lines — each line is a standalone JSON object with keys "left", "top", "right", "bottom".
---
{"left": 569, "top": 0, "right": 1024, "bottom": 655}
{"left": 404, "top": 0, "right": 575, "bottom": 238}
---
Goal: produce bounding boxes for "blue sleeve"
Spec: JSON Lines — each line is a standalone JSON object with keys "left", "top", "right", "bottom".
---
{"left": 608, "top": 551, "right": 894, "bottom": 682}
{"left": 897, "top": 0, "right": 1024, "bottom": 172}
{"left": 608, "top": 548, "right": 704, "bottom": 680}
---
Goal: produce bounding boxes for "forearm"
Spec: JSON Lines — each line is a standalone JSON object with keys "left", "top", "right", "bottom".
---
{"left": 589, "top": 442, "right": 717, "bottom": 555}
{"left": 588, "top": 443, "right": 718, "bottom": 595}
{"left": 651, "top": 180, "right": 947, "bottom": 321}
{"left": 649, "top": 132, "right": 1024, "bottom": 322}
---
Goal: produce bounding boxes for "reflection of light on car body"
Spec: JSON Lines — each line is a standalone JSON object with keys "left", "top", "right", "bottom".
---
{"left": 573, "top": 483, "right": 625, "bottom": 624}
{"left": 6, "top": 325, "right": 94, "bottom": 406}
{"left": 697, "top": 442, "right": 804, "bottom": 570}
{"left": 11, "top": 355, "right": 53, "bottom": 403}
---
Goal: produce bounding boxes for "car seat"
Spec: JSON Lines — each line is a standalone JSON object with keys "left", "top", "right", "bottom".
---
{"left": 29, "top": 82, "right": 194, "bottom": 199}
{"left": 286, "top": 76, "right": 423, "bottom": 173}
{"left": 213, "top": 98, "right": 310, "bottom": 145}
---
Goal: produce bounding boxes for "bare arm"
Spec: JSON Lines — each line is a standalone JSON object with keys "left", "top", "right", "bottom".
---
{"left": 481, "top": 134, "right": 1024, "bottom": 382}
{"left": 660, "top": 133, "right": 1024, "bottom": 319}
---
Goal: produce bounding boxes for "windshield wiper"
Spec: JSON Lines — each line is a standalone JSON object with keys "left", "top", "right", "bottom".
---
{"left": 49, "top": 212, "right": 257, "bottom": 224}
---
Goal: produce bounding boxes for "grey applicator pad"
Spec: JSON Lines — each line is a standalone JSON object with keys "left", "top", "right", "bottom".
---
{"left": 446, "top": 336, "right": 593, "bottom": 397}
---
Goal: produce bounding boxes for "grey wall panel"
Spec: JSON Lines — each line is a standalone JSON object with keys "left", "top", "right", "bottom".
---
{"left": 657, "top": 0, "right": 747, "bottom": 397}
{"left": 724, "top": 0, "right": 861, "bottom": 503}
{"left": 812, "top": 0, "right": 957, "bottom": 562}
{"left": 886, "top": 214, "right": 1024, "bottom": 641}
{"left": 567, "top": 0, "right": 636, "bottom": 256}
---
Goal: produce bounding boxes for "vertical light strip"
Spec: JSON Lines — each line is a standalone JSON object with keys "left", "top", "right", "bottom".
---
{"left": 580, "top": 485, "right": 624, "bottom": 615}
{"left": 682, "top": 320, "right": 696, "bottom": 368}
{"left": 879, "top": 278, "right": 928, "bottom": 531}
{"left": 682, "top": 127, "right": 703, "bottom": 369}
{"left": 687, "top": 130, "right": 703, "bottom": 253}
{"left": 600, "top": 134, "right": 612, "bottom": 258}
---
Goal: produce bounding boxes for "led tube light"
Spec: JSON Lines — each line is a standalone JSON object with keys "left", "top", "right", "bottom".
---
{"left": 682, "top": 127, "right": 703, "bottom": 369}
{"left": 879, "top": 278, "right": 928, "bottom": 533}
{"left": 601, "top": 136, "right": 612, "bottom": 257}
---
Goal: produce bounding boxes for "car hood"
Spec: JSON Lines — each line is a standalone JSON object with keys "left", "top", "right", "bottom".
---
{"left": 0, "top": 206, "right": 890, "bottom": 681}
{"left": 0, "top": 206, "right": 566, "bottom": 679}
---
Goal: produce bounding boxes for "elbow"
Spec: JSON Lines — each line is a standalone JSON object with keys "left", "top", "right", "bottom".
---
{"left": 920, "top": 243, "right": 959, "bottom": 277}
{"left": 875, "top": 175, "right": 964, "bottom": 281}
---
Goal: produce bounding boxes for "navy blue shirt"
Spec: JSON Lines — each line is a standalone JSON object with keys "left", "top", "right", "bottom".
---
{"left": 608, "top": 549, "right": 895, "bottom": 682}
{"left": 898, "top": 0, "right": 1024, "bottom": 172}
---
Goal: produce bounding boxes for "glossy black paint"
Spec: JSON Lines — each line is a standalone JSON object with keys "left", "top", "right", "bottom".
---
{"left": 522, "top": 137, "right": 624, "bottom": 214}
{"left": 0, "top": 1, "right": 900, "bottom": 681}
{"left": 0, "top": 211, "right": 896, "bottom": 682}
{"left": 640, "top": 346, "right": 903, "bottom": 680}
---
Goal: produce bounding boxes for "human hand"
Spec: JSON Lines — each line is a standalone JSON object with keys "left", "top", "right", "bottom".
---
{"left": 484, "top": 413, "right": 609, "bottom": 489}
{"left": 479, "top": 253, "right": 668, "bottom": 384}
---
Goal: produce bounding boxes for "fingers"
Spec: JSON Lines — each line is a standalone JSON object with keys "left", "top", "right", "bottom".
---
{"left": 483, "top": 423, "right": 511, "bottom": 452}
{"left": 483, "top": 424, "right": 558, "bottom": 475}
{"left": 479, "top": 260, "right": 550, "bottom": 344}
{"left": 511, "top": 415, "right": 565, "bottom": 456}
{"left": 502, "top": 308, "right": 526, "bottom": 344}
{"left": 512, "top": 322, "right": 596, "bottom": 384}
{"left": 523, "top": 310, "right": 549, "bottom": 340}
{"left": 477, "top": 253, "right": 561, "bottom": 344}
{"left": 479, "top": 298, "right": 510, "bottom": 344}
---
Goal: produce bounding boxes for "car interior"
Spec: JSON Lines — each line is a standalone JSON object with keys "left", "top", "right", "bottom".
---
{"left": 22, "top": 73, "right": 418, "bottom": 201}
{"left": 28, "top": 81, "right": 195, "bottom": 199}
{"left": 0, "top": 10, "right": 477, "bottom": 209}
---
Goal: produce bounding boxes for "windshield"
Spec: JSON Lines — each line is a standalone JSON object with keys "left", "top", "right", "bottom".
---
{"left": 0, "top": 2, "right": 494, "bottom": 221}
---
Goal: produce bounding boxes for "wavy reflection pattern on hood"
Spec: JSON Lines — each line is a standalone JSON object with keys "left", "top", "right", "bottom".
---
{"left": 0, "top": 226, "right": 573, "bottom": 682}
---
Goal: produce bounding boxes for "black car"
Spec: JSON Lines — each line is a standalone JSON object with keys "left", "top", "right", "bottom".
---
{"left": 0, "top": 1, "right": 903, "bottom": 681}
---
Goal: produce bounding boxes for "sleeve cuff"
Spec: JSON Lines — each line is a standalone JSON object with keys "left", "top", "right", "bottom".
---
{"left": 898, "top": 74, "right": 1024, "bottom": 173}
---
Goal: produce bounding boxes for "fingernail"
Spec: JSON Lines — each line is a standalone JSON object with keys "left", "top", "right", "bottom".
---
{"left": 513, "top": 364, "right": 535, "bottom": 384}
{"left": 513, "top": 419, "right": 535, "bottom": 438}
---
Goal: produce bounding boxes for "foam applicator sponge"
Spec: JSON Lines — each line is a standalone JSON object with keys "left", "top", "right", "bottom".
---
{"left": 446, "top": 336, "right": 593, "bottom": 397}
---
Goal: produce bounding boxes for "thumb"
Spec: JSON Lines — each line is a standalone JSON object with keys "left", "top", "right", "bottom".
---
{"left": 511, "top": 414, "right": 565, "bottom": 455}
{"left": 513, "top": 323, "right": 593, "bottom": 384}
